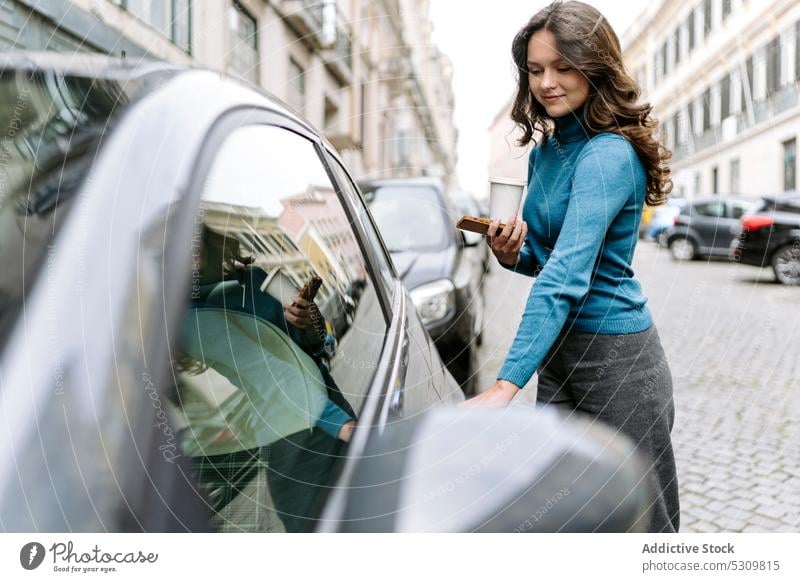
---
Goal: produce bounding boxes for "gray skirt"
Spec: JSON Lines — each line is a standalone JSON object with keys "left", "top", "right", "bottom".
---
{"left": 536, "top": 325, "right": 680, "bottom": 533}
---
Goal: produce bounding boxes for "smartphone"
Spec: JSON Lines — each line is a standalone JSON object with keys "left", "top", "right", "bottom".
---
{"left": 456, "top": 215, "right": 507, "bottom": 236}
{"left": 298, "top": 275, "right": 323, "bottom": 302}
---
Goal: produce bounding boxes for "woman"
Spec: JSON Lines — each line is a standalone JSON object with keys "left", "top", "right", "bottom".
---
{"left": 465, "top": 1, "right": 679, "bottom": 533}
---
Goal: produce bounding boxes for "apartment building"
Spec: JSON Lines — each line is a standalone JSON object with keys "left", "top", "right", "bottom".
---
{"left": 0, "top": 0, "right": 457, "bottom": 185}
{"left": 624, "top": 0, "right": 800, "bottom": 199}
{"left": 489, "top": 0, "right": 799, "bottom": 201}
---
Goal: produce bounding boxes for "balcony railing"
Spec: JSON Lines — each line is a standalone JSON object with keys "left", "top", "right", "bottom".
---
{"left": 321, "top": 5, "right": 352, "bottom": 84}
{"left": 672, "top": 84, "right": 800, "bottom": 164}
{"left": 283, "top": 0, "right": 327, "bottom": 49}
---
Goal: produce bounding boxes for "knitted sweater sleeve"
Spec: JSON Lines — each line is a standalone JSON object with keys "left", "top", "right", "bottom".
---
{"left": 497, "top": 134, "right": 639, "bottom": 387}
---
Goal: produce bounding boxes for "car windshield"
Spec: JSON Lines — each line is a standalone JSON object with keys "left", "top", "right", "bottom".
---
{"left": 451, "top": 195, "right": 482, "bottom": 218}
{"left": 0, "top": 66, "right": 138, "bottom": 348}
{"left": 362, "top": 184, "right": 449, "bottom": 252}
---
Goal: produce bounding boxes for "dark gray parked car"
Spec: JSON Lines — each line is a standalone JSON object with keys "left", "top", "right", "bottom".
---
{"left": 360, "top": 178, "right": 485, "bottom": 395}
{"left": 731, "top": 192, "right": 800, "bottom": 285}
{"left": 666, "top": 196, "right": 757, "bottom": 260}
{"left": 0, "top": 53, "right": 651, "bottom": 533}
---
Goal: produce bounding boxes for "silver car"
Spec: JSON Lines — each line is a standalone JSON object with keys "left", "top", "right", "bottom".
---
{"left": 0, "top": 53, "right": 651, "bottom": 533}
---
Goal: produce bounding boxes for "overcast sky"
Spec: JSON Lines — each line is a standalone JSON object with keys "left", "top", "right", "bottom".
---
{"left": 428, "top": 0, "right": 647, "bottom": 198}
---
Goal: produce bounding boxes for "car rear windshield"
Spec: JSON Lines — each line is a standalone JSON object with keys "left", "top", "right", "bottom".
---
{"left": 362, "top": 184, "right": 450, "bottom": 252}
{"left": 0, "top": 67, "right": 136, "bottom": 348}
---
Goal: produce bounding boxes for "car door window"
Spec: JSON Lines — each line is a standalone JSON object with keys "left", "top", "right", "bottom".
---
{"left": 731, "top": 202, "right": 753, "bottom": 219}
{"left": 168, "top": 123, "right": 388, "bottom": 532}
{"left": 693, "top": 201, "right": 726, "bottom": 218}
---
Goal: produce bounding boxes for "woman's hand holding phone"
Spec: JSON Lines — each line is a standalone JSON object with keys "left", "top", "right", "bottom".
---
{"left": 487, "top": 215, "right": 528, "bottom": 268}
{"left": 283, "top": 296, "right": 313, "bottom": 329}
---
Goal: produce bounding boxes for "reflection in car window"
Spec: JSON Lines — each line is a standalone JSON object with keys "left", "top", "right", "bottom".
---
{"left": 361, "top": 185, "right": 449, "bottom": 252}
{"left": 0, "top": 70, "right": 132, "bottom": 347}
{"left": 169, "top": 124, "right": 387, "bottom": 532}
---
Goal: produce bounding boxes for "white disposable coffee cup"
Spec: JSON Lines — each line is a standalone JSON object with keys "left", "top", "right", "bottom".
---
{"left": 489, "top": 177, "right": 526, "bottom": 221}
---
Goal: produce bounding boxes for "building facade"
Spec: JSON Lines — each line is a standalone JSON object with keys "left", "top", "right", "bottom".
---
{"left": 487, "top": 98, "right": 530, "bottom": 186}
{"left": 624, "top": 0, "right": 800, "bottom": 199}
{"left": 489, "top": 0, "right": 800, "bottom": 202}
{"left": 0, "top": 0, "right": 457, "bottom": 185}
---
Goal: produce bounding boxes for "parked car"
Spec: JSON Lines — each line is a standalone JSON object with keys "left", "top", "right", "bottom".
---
{"left": 730, "top": 192, "right": 800, "bottom": 285}
{"left": 665, "top": 196, "right": 757, "bottom": 260}
{"left": 0, "top": 53, "right": 651, "bottom": 533}
{"left": 360, "top": 178, "right": 485, "bottom": 395}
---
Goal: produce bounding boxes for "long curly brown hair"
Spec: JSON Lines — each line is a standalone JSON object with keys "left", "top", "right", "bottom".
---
{"left": 510, "top": 0, "right": 671, "bottom": 206}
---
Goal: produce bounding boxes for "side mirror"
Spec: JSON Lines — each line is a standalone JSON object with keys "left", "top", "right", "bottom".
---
{"left": 336, "top": 406, "right": 652, "bottom": 532}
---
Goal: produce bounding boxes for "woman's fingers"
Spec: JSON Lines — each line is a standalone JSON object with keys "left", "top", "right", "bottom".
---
{"left": 501, "top": 219, "right": 527, "bottom": 253}
{"left": 499, "top": 215, "right": 517, "bottom": 241}
{"left": 489, "top": 215, "right": 516, "bottom": 251}
{"left": 284, "top": 303, "right": 311, "bottom": 328}
{"left": 486, "top": 219, "right": 500, "bottom": 246}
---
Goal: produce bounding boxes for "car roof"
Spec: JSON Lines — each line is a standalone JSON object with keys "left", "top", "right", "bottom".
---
{"left": 763, "top": 191, "right": 800, "bottom": 203}
{"left": 0, "top": 51, "right": 312, "bottom": 132}
{"left": 686, "top": 195, "right": 757, "bottom": 206}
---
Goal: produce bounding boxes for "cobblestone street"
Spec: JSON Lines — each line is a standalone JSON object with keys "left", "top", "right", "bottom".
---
{"left": 474, "top": 241, "right": 800, "bottom": 532}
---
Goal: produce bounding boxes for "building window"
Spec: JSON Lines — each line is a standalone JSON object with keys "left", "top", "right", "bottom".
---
{"left": 784, "top": 138, "right": 797, "bottom": 191}
{"left": 720, "top": 74, "right": 731, "bottom": 119}
{"left": 694, "top": 171, "right": 702, "bottom": 195}
{"left": 688, "top": 11, "right": 695, "bottom": 52}
{"left": 117, "top": 0, "right": 191, "bottom": 52}
{"left": 395, "top": 129, "right": 411, "bottom": 169}
{"left": 703, "top": 0, "right": 712, "bottom": 37}
{"left": 653, "top": 52, "right": 661, "bottom": 84}
{"left": 766, "top": 38, "right": 780, "bottom": 96}
{"left": 711, "top": 84, "right": 721, "bottom": 127}
{"left": 731, "top": 70, "right": 742, "bottom": 114}
{"left": 711, "top": 166, "right": 719, "bottom": 194}
{"left": 663, "top": 114, "right": 675, "bottom": 150}
{"left": 661, "top": 42, "right": 668, "bottom": 77}
{"left": 702, "top": 88, "right": 711, "bottom": 132}
{"left": 288, "top": 58, "right": 305, "bottom": 114}
{"left": 324, "top": 96, "right": 339, "bottom": 131}
{"left": 678, "top": 106, "right": 690, "bottom": 145}
{"left": 636, "top": 65, "right": 646, "bottom": 93}
{"left": 229, "top": 1, "right": 258, "bottom": 84}
{"left": 673, "top": 29, "right": 680, "bottom": 68}
{"left": 722, "top": 0, "right": 732, "bottom": 21}
{"left": 743, "top": 55, "right": 754, "bottom": 107}
{"left": 360, "top": 82, "right": 367, "bottom": 147}
{"left": 796, "top": 21, "right": 800, "bottom": 82}
{"left": 730, "top": 158, "right": 740, "bottom": 193}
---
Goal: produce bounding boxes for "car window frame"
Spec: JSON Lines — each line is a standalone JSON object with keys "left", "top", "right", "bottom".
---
{"left": 321, "top": 147, "right": 398, "bottom": 300}
{"left": 158, "top": 106, "right": 409, "bottom": 529}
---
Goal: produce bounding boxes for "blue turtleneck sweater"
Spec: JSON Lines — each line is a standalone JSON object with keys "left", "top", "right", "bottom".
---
{"left": 497, "top": 110, "right": 653, "bottom": 388}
